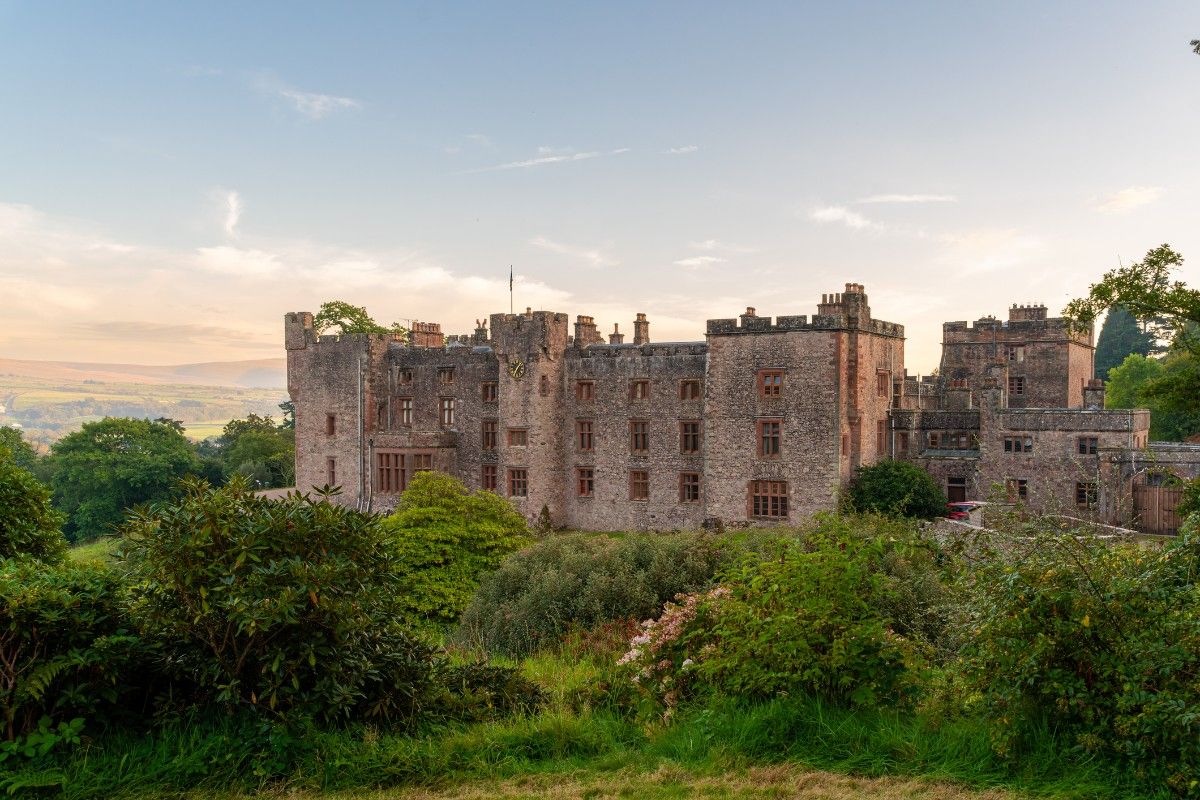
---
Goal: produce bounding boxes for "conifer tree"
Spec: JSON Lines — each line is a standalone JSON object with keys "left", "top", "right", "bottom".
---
{"left": 1094, "top": 305, "right": 1155, "bottom": 379}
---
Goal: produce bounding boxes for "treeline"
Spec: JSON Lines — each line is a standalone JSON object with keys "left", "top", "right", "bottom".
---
{"left": 1, "top": 406, "right": 295, "bottom": 542}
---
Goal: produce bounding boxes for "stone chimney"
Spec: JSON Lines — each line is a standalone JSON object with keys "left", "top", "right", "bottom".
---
{"left": 633, "top": 313, "right": 650, "bottom": 345}
{"left": 473, "top": 318, "right": 489, "bottom": 345}
{"left": 609, "top": 323, "right": 624, "bottom": 345}
{"left": 410, "top": 321, "right": 444, "bottom": 348}
{"left": 1083, "top": 378, "right": 1106, "bottom": 410}
{"left": 573, "top": 315, "right": 602, "bottom": 348}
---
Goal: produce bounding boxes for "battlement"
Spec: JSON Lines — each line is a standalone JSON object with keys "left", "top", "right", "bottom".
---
{"left": 568, "top": 341, "right": 707, "bottom": 359}
{"left": 707, "top": 313, "right": 903, "bottom": 338}
{"left": 942, "top": 313, "right": 1088, "bottom": 343}
{"left": 1009, "top": 303, "right": 1048, "bottom": 322}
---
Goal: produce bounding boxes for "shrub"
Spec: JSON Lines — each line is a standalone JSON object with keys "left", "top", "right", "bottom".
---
{"left": 619, "top": 516, "right": 941, "bottom": 714}
{"left": 846, "top": 460, "right": 947, "bottom": 519}
{"left": 457, "top": 532, "right": 735, "bottom": 658}
{"left": 958, "top": 522, "right": 1200, "bottom": 793}
{"left": 0, "top": 560, "right": 144, "bottom": 748}
{"left": 0, "top": 452, "right": 66, "bottom": 563}
{"left": 120, "top": 478, "right": 443, "bottom": 725}
{"left": 381, "top": 472, "right": 529, "bottom": 627}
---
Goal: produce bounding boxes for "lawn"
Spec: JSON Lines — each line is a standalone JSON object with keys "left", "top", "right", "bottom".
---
{"left": 67, "top": 537, "right": 119, "bottom": 563}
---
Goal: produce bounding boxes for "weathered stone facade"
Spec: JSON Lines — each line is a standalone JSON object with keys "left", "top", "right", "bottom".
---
{"left": 286, "top": 286, "right": 1200, "bottom": 532}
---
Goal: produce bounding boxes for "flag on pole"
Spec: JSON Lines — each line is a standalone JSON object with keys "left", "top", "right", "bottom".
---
{"left": 509, "top": 265, "right": 513, "bottom": 291}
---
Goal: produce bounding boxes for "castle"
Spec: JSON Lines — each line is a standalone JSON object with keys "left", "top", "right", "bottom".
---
{"left": 285, "top": 284, "right": 1200, "bottom": 534}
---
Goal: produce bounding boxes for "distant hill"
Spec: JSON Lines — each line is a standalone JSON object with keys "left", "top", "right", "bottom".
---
{"left": 0, "top": 357, "right": 286, "bottom": 389}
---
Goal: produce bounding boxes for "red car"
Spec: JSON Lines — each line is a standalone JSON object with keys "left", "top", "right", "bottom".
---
{"left": 946, "top": 501, "right": 984, "bottom": 520}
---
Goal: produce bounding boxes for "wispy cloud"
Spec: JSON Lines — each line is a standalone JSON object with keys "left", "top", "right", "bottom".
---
{"left": 673, "top": 256, "right": 725, "bottom": 268}
{"left": 666, "top": 145, "right": 699, "bottom": 154}
{"left": 530, "top": 235, "right": 616, "bottom": 267}
{"left": 1089, "top": 185, "right": 1163, "bottom": 214}
{"left": 937, "top": 230, "right": 1046, "bottom": 274}
{"left": 688, "top": 239, "right": 757, "bottom": 254}
{"left": 222, "top": 190, "right": 242, "bottom": 237}
{"left": 456, "top": 147, "right": 629, "bottom": 175}
{"left": 810, "top": 206, "right": 880, "bottom": 231}
{"left": 857, "top": 193, "right": 957, "bottom": 204}
{"left": 252, "top": 73, "right": 362, "bottom": 119}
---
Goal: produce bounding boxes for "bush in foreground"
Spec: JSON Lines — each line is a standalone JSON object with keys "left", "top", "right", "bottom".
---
{"left": 0, "top": 449, "right": 66, "bottom": 563}
{"left": 457, "top": 532, "right": 734, "bottom": 658}
{"left": 845, "top": 460, "right": 947, "bottom": 519}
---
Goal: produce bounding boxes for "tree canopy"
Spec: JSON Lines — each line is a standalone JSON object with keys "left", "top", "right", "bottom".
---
{"left": 1094, "top": 305, "right": 1155, "bottom": 379}
{"left": 312, "top": 301, "right": 408, "bottom": 336}
{"left": 49, "top": 417, "right": 201, "bottom": 540}
{"left": 845, "top": 460, "right": 947, "bottom": 519}
{"left": 0, "top": 446, "right": 66, "bottom": 562}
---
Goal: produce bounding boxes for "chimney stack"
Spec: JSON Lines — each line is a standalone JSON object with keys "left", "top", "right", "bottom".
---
{"left": 633, "top": 313, "right": 650, "bottom": 345}
{"left": 609, "top": 323, "right": 624, "bottom": 344}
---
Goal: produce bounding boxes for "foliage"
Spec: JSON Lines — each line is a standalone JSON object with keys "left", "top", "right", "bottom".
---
{"left": 312, "top": 300, "right": 408, "bottom": 336}
{"left": 0, "top": 559, "right": 144, "bottom": 745}
{"left": 49, "top": 417, "right": 201, "bottom": 541}
{"left": 845, "top": 459, "right": 947, "bottom": 519}
{"left": 0, "top": 450, "right": 67, "bottom": 563}
{"left": 1105, "top": 353, "right": 1200, "bottom": 441}
{"left": 457, "top": 531, "right": 739, "bottom": 658}
{"left": 0, "top": 427, "right": 41, "bottom": 473}
{"left": 120, "top": 478, "right": 443, "bottom": 724}
{"left": 382, "top": 472, "right": 529, "bottom": 628}
{"left": 278, "top": 400, "right": 296, "bottom": 430}
{"left": 619, "top": 517, "right": 939, "bottom": 715}
{"left": 958, "top": 525, "right": 1200, "bottom": 794}
{"left": 1178, "top": 477, "right": 1200, "bottom": 522}
{"left": 1094, "top": 305, "right": 1156, "bottom": 379}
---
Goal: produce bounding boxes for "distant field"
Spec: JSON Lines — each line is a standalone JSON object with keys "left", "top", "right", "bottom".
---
{"left": 184, "top": 421, "right": 229, "bottom": 441}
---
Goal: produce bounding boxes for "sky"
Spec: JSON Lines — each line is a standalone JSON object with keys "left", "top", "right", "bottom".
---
{"left": 1, "top": 1, "right": 1198, "bottom": 373}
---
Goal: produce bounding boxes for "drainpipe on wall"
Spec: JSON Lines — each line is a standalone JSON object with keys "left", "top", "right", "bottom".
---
{"left": 357, "top": 351, "right": 366, "bottom": 511}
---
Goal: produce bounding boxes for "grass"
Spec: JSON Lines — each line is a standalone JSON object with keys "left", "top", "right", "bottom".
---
{"left": 67, "top": 537, "right": 120, "bottom": 563}
{"left": 184, "top": 421, "right": 231, "bottom": 441}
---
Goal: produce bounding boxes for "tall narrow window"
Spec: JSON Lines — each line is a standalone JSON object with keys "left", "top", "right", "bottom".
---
{"left": 394, "top": 397, "right": 413, "bottom": 426}
{"left": 439, "top": 397, "right": 455, "bottom": 427}
{"left": 758, "top": 369, "right": 784, "bottom": 397}
{"left": 508, "top": 428, "right": 528, "bottom": 447}
{"left": 481, "top": 382, "right": 498, "bottom": 403}
{"left": 576, "top": 380, "right": 595, "bottom": 401}
{"left": 375, "top": 451, "right": 405, "bottom": 493}
{"left": 540, "top": 374, "right": 550, "bottom": 397}
{"left": 325, "top": 413, "right": 336, "bottom": 435}
{"left": 897, "top": 432, "right": 909, "bottom": 453}
{"left": 679, "top": 472, "right": 701, "bottom": 503}
{"left": 1076, "top": 482, "right": 1098, "bottom": 507}
{"left": 576, "top": 419, "right": 594, "bottom": 451}
{"left": 749, "top": 480, "right": 788, "bottom": 518}
{"left": 630, "top": 380, "right": 650, "bottom": 400}
{"left": 877, "top": 371, "right": 890, "bottom": 397}
{"left": 680, "top": 421, "right": 702, "bottom": 454}
{"left": 1008, "top": 376, "right": 1025, "bottom": 396}
{"left": 679, "top": 379, "right": 702, "bottom": 400}
{"left": 758, "top": 419, "right": 782, "bottom": 458}
{"left": 629, "top": 470, "right": 650, "bottom": 501}
{"left": 482, "top": 419, "right": 498, "bottom": 450}
{"left": 876, "top": 419, "right": 887, "bottom": 454}
{"left": 481, "top": 464, "right": 497, "bottom": 491}
{"left": 630, "top": 420, "right": 649, "bottom": 452}
{"left": 577, "top": 467, "right": 594, "bottom": 497}
{"left": 1078, "top": 436, "right": 1099, "bottom": 455}
{"left": 508, "top": 468, "right": 527, "bottom": 497}
{"left": 326, "top": 458, "right": 337, "bottom": 486}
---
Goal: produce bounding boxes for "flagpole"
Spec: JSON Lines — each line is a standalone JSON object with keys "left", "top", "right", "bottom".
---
{"left": 509, "top": 265, "right": 513, "bottom": 315}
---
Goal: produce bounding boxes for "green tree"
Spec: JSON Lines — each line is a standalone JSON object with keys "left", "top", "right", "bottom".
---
{"left": 1094, "top": 305, "right": 1156, "bottom": 379}
{"left": 49, "top": 418, "right": 201, "bottom": 541}
{"left": 846, "top": 460, "right": 947, "bottom": 519}
{"left": 312, "top": 300, "right": 408, "bottom": 336}
{"left": 381, "top": 472, "right": 529, "bottom": 627}
{"left": 1106, "top": 353, "right": 1200, "bottom": 441}
{"left": 0, "top": 428, "right": 40, "bottom": 473}
{"left": 0, "top": 447, "right": 66, "bottom": 563}
{"left": 217, "top": 413, "right": 295, "bottom": 488}
{"left": 278, "top": 400, "right": 295, "bottom": 430}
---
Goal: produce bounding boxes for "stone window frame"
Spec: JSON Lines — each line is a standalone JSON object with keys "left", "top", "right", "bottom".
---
{"left": 679, "top": 420, "right": 702, "bottom": 455}
{"left": 325, "top": 413, "right": 336, "bottom": 436}
{"left": 576, "top": 380, "right": 595, "bottom": 401}
{"left": 897, "top": 431, "right": 909, "bottom": 453}
{"left": 438, "top": 366, "right": 455, "bottom": 384}
{"left": 438, "top": 396, "right": 456, "bottom": 427}
{"left": 758, "top": 369, "right": 785, "bottom": 398}
{"left": 1003, "top": 435, "right": 1033, "bottom": 453}
{"left": 376, "top": 402, "right": 388, "bottom": 430}
{"left": 482, "top": 419, "right": 498, "bottom": 450}
{"left": 1008, "top": 376, "right": 1026, "bottom": 396}
{"left": 757, "top": 418, "right": 782, "bottom": 459}
{"left": 577, "top": 467, "right": 594, "bottom": 498}
{"left": 1005, "top": 478, "right": 1029, "bottom": 501}
{"left": 1077, "top": 436, "right": 1099, "bottom": 455}
{"left": 398, "top": 368, "right": 413, "bottom": 385}
{"left": 576, "top": 419, "right": 594, "bottom": 451}
{"left": 629, "top": 469, "right": 650, "bottom": 501}
{"left": 630, "top": 379, "right": 651, "bottom": 400}
{"left": 481, "top": 382, "right": 498, "bottom": 403}
{"left": 630, "top": 419, "right": 650, "bottom": 453}
{"left": 1076, "top": 481, "right": 1098, "bottom": 507}
{"left": 679, "top": 472, "right": 702, "bottom": 503}
{"left": 748, "top": 480, "right": 788, "bottom": 519}
{"left": 876, "top": 370, "right": 890, "bottom": 397}
{"left": 481, "top": 464, "right": 497, "bottom": 491}
{"left": 411, "top": 452, "right": 433, "bottom": 472}
{"left": 876, "top": 419, "right": 888, "bottom": 455}
{"left": 508, "top": 468, "right": 528, "bottom": 497}
{"left": 539, "top": 374, "right": 550, "bottom": 397}
{"left": 679, "top": 379, "right": 702, "bottom": 401}
{"left": 394, "top": 397, "right": 413, "bottom": 426}
{"left": 947, "top": 476, "right": 968, "bottom": 502}
{"left": 1007, "top": 345, "right": 1026, "bottom": 363}
{"left": 326, "top": 457, "right": 337, "bottom": 486}
{"left": 507, "top": 428, "right": 529, "bottom": 447}
{"left": 375, "top": 450, "right": 406, "bottom": 494}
